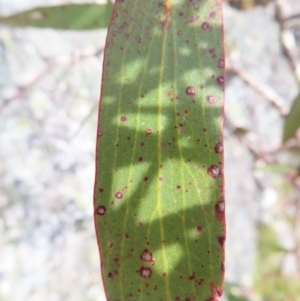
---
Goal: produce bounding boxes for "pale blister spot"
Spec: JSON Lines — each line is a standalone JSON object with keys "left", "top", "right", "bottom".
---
{"left": 146, "top": 129, "right": 152, "bottom": 136}
{"left": 139, "top": 267, "right": 152, "bottom": 278}
{"left": 185, "top": 86, "right": 196, "bottom": 96}
{"left": 140, "top": 249, "right": 155, "bottom": 265}
{"left": 201, "top": 22, "right": 210, "bottom": 31}
{"left": 214, "top": 143, "right": 223, "bottom": 154}
{"left": 115, "top": 191, "right": 123, "bottom": 199}
{"left": 206, "top": 95, "right": 217, "bottom": 105}
{"left": 216, "top": 76, "right": 224, "bottom": 88}
{"left": 207, "top": 165, "right": 220, "bottom": 178}
{"left": 217, "top": 59, "right": 224, "bottom": 69}
{"left": 95, "top": 205, "right": 106, "bottom": 216}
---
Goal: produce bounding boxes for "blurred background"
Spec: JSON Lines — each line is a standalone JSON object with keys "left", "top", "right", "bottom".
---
{"left": 0, "top": 0, "right": 299, "bottom": 300}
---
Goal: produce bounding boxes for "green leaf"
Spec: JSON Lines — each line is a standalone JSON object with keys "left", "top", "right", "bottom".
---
{"left": 0, "top": 4, "right": 112, "bottom": 30}
{"left": 94, "top": 0, "right": 225, "bottom": 300}
{"left": 283, "top": 92, "right": 300, "bottom": 143}
{"left": 256, "top": 163, "right": 296, "bottom": 174}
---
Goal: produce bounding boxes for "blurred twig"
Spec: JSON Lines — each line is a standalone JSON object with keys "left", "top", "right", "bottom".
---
{"left": 227, "top": 60, "right": 288, "bottom": 115}
{"left": 275, "top": 0, "right": 300, "bottom": 84}
{"left": 0, "top": 62, "right": 54, "bottom": 114}
{"left": 0, "top": 46, "right": 103, "bottom": 115}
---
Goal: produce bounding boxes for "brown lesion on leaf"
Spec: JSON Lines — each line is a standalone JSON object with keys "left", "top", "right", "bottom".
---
{"left": 139, "top": 266, "right": 152, "bottom": 278}
{"left": 167, "top": 90, "right": 176, "bottom": 101}
{"left": 178, "top": 123, "right": 185, "bottom": 135}
{"left": 140, "top": 249, "right": 155, "bottom": 265}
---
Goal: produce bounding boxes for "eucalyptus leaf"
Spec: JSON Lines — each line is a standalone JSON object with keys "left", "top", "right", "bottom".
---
{"left": 283, "top": 92, "right": 300, "bottom": 143}
{"left": 0, "top": 4, "right": 112, "bottom": 30}
{"left": 94, "top": 0, "right": 225, "bottom": 300}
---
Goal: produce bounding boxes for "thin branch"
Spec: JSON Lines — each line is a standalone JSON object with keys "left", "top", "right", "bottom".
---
{"left": 275, "top": 0, "right": 300, "bottom": 84}
{"left": 0, "top": 62, "right": 54, "bottom": 114}
{"left": 0, "top": 46, "right": 104, "bottom": 114}
{"left": 227, "top": 61, "right": 288, "bottom": 116}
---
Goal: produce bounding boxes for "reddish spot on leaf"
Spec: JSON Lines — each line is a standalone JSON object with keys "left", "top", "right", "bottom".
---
{"left": 187, "top": 15, "right": 200, "bottom": 24}
{"left": 120, "top": 115, "right": 127, "bottom": 122}
{"left": 196, "top": 226, "right": 203, "bottom": 233}
{"left": 210, "top": 11, "right": 216, "bottom": 18}
{"left": 214, "top": 143, "right": 223, "bottom": 154}
{"left": 140, "top": 267, "right": 152, "bottom": 278}
{"left": 95, "top": 205, "right": 106, "bottom": 216}
{"left": 216, "top": 76, "right": 224, "bottom": 88}
{"left": 215, "top": 198, "right": 225, "bottom": 221}
{"left": 138, "top": 221, "right": 144, "bottom": 227}
{"left": 176, "top": 185, "right": 181, "bottom": 189}
{"left": 189, "top": 273, "right": 195, "bottom": 280}
{"left": 207, "top": 165, "right": 220, "bottom": 178}
{"left": 217, "top": 59, "right": 224, "bottom": 69}
{"left": 217, "top": 236, "right": 225, "bottom": 246}
{"left": 198, "top": 278, "right": 204, "bottom": 285}
{"left": 115, "top": 191, "right": 124, "bottom": 199}
{"left": 144, "top": 177, "right": 148, "bottom": 181}
{"left": 201, "top": 22, "right": 210, "bottom": 31}
{"left": 146, "top": 129, "right": 152, "bottom": 136}
{"left": 206, "top": 95, "right": 217, "bottom": 104}
{"left": 108, "top": 272, "right": 113, "bottom": 278}
{"left": 162, "top": 272, "right": 167, "bottom": 278}
{"left": 140, "top": 249, "right": 155, "bottom": 265}
{"left": 221, "top": 262, "right": 225, "bottom": 271}
{"left": 98, "top": 131, "right": 102, "bottom": 137}
{"left": 99, "top": 188, "right": 104, "bottom": 193}
{"left": 178, "top": 30, "right": 183, "bottom": 35}
{"left": 138, "top": 157, "right": 143, "bottom": 161}
{"left": 185, "top": 86, "right": 196, "bottom": 96}
{"left": 175, "top": 297, "right": 181, "bottom": 301}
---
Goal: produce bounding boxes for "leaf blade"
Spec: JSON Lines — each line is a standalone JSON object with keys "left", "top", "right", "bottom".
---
{"left": 283, "top": 92, "right": 300, "bottom": 143}
{"left": 94, "top": 0, "right": 225, "bottom": 300}
{"left": 0, "top": 4, "right": 112, "bottom": 30}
